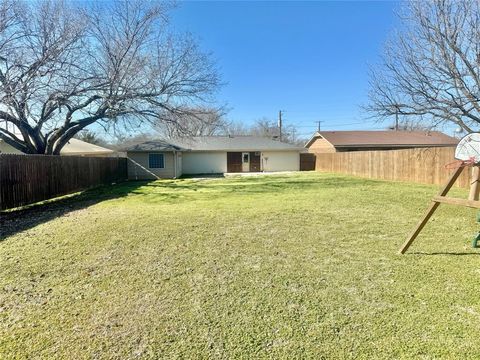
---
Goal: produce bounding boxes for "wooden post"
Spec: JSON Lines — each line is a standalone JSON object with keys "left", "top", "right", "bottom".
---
{"left": 399, "top": 166, "right": 465, "bottom": 254}
{"left": 469, "top": 166, "right": 480, "bottom": 201}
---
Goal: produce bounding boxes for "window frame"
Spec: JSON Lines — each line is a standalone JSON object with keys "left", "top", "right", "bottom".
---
{"left": 148, "top": 153, "right": 165, "bottom": 169}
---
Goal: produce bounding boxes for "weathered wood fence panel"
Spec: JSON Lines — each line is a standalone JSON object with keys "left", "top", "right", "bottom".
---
{"left": 0, "top": 155, "right": 127, "bottom": 210}
{"left": 314, "top": 147, "right": 471, "bottom": 188}
{"left": 300, "top": 153, "right": 316, "bottom": 171}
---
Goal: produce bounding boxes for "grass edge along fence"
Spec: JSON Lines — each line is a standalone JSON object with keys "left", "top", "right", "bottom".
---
{"left": 314, "top": 146, "right": 472, "bottom": 189}
{"left": 0, "top": 154, "right": 127, "bottom": 210}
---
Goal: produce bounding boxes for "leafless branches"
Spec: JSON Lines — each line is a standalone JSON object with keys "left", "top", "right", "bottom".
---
{"left": 155, "top": 107, "right": 229, "bottom": 137}
{"left": 367, "top": 0, "right": 480, "bottom": 133}
{"left": 0, "top": 0, "right": 221, "bottom": 154}
{"left": 222, "top": 117, "right": 302, "bottom": 145}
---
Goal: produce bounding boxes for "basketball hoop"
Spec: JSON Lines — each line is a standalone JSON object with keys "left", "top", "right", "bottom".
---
{"left": 455, "top": 133, "right": 480, "bottom": 163}
{"left": 443, "top": 133, "right": 480, "bottom": 169}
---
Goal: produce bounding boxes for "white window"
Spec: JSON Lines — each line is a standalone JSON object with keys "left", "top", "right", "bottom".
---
{"left": 148, "top": 153, "right": 165, "bottom": 169}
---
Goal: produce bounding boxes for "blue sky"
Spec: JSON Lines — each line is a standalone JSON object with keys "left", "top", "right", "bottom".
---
{"left": 171, "top": 0, "right": 402, "bottom": 138}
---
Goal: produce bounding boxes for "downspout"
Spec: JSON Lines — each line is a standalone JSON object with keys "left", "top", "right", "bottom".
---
{"left": 173, "top": 150, "right": 177, "bottom": 179}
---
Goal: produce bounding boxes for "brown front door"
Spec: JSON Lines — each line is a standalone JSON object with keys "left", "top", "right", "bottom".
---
{"left": 227, "top": 152, "right": 242, "bottom": 172}
{"left": 249, "top": 152, "right": 261, "bottom": 172}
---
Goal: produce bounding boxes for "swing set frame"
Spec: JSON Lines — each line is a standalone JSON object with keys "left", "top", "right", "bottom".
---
{"left": 399, "top": 164, "right": 480, "bottom": 254}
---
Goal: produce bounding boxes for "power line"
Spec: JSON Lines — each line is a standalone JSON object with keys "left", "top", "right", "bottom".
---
{"left": 295, "top": 126, "right": 388, "bottom": 134}
{"left": 283, "top": 120, "right": 378, "bottom": 129}
{"left": 283, "top": 106, "right": 366, "bottom": 113}
{"left": 320, "top": 127, "right": 388, "bottom": 131}
{"left": 320, "top": 121, "right": 376, "bottom": 128}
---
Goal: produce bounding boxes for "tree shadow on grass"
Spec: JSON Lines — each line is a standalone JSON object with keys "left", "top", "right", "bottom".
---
{"left": 0, "top": 174, "right": 379, "bottom": 240}
{"left": 118, "top": 176, "right": 385, "bottom": 207}
{"left": 0, "top": 181, "right": 150, "bottom": 241}
{"left": 141, "top": 176, "right": 373, "bottom": 193}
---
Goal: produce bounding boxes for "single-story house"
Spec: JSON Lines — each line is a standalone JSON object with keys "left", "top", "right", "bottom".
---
{"left": 305, "top": 130, "right": 459, "bottom": 153}
{"left": 0, "top": 138, "right": 115, "bottom": 157}
{"left": 126, "top": 136, "right": 303, "bottom": 179}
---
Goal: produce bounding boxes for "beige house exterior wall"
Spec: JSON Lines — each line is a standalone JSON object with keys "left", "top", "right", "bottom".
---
{"left": 127, "top": 152, "right": 177, "bottom": 180}
{"left": 262, "top": 151, "right": 300, "bottom": 172}
{"left": 182, "top": 151, "right": 227, "bottom": 174}
{"left": 182, "top": 150, "right": 300, "bottom": 174}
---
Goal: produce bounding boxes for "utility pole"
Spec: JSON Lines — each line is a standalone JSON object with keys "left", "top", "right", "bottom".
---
{"left": 278, "top": 110, "right": 283, "bottom": 141}
{"left": 316, "top": 120, "right": 323, "bottom": 132}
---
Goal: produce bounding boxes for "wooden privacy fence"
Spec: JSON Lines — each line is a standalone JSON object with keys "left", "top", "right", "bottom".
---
{"left": 315, "top": 147, "right": 472, "bottom": 188}
{"left": 0, "top": 154, "right": 127, "bottom": 210}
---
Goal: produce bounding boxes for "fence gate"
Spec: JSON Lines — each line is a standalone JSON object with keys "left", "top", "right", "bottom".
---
{"left": 300, "top": 153, "right": 316, "bottom": 171}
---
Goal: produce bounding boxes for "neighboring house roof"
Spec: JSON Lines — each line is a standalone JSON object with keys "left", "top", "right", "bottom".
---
{"left": 0, "top": 138, "right": 115, "bottom": 155}
{"left": 305, "top": 130, "right": 459, "bottom": 149}
{"left": 61, "top": 139, "right": 115, "bottom": 155}
{"left": 126, "top": 136, "right": 303, "bottom": 152}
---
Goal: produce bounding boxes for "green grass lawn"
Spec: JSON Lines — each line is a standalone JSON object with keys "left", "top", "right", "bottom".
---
{"left": 2, "top": 172, "right": 480, "bottom": 359}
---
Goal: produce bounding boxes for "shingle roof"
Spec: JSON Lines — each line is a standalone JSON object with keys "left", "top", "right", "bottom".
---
{"left": 306, "top": 130, "right": 458, "bottom": 148}
{"left": 126, "top": 136, "right": 302, "bottom": 152}
{"left": 125, "top": 140, "right": 186, "bottom": 152}
{"left": 61, "top": 139, "right": 115, "bottom": 155}
{"left": 0, "top": 138, "right": 114, "bottom": 155}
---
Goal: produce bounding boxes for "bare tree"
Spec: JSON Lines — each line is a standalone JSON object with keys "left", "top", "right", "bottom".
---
{"left": 223, "top": 117, "right": 303, "bottom": 145}
{"left": 221, "top": 120, "right": 249, "bottom": 136}
{"left": 366, "top": 0, "right": 480, "bottom": 133}
{"left": 387, "top": 118, "right": 431, "bottom": 131}
{"left": 109, "top": 132, "right": 155, "bottom": 151}
{"left": 74, "top": 129, "right": 107, "bottom": 146}
{"left": 0, "top": 0, "right": 220, "bottom": 154}
{"left": 155, "top": 107, "right": 229, "bottom": 138}
{"left": 249, "top": 118, "right": 280, "bottom": 138}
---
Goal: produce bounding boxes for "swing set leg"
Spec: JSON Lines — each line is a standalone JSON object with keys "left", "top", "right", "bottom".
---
{"left": 399, "top": 202, "right": 440, "bottom": 254}
{"left": 399, "top": 166, "right": 465, "bottom": 254}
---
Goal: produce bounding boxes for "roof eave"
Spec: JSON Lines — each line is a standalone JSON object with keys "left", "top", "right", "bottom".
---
{"left": 62, "top": 151, "right": 114, "bottom": 155}
{"left": 125, "top": 146, "right": 187, "bottom": 152}
{"left": 127, "top": 147, "right": 302, "bottom": 152}
{"left": 304, "top": 132, "right": 321, "bottom": 148}
{"left": 187, "top": 148, "right": 303, "bottom": 152}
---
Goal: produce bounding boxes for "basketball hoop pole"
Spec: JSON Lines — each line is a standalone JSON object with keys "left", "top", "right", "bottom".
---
{"left": 469, "top": 166, "right": 480, "bottom": 201}
{"left": 399, "top": 164, "right": 480, "bottom": 254}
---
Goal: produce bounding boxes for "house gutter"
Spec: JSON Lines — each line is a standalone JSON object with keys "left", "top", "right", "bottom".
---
{"left": 173, "top": 150, "right": 177, "bottom": 179}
